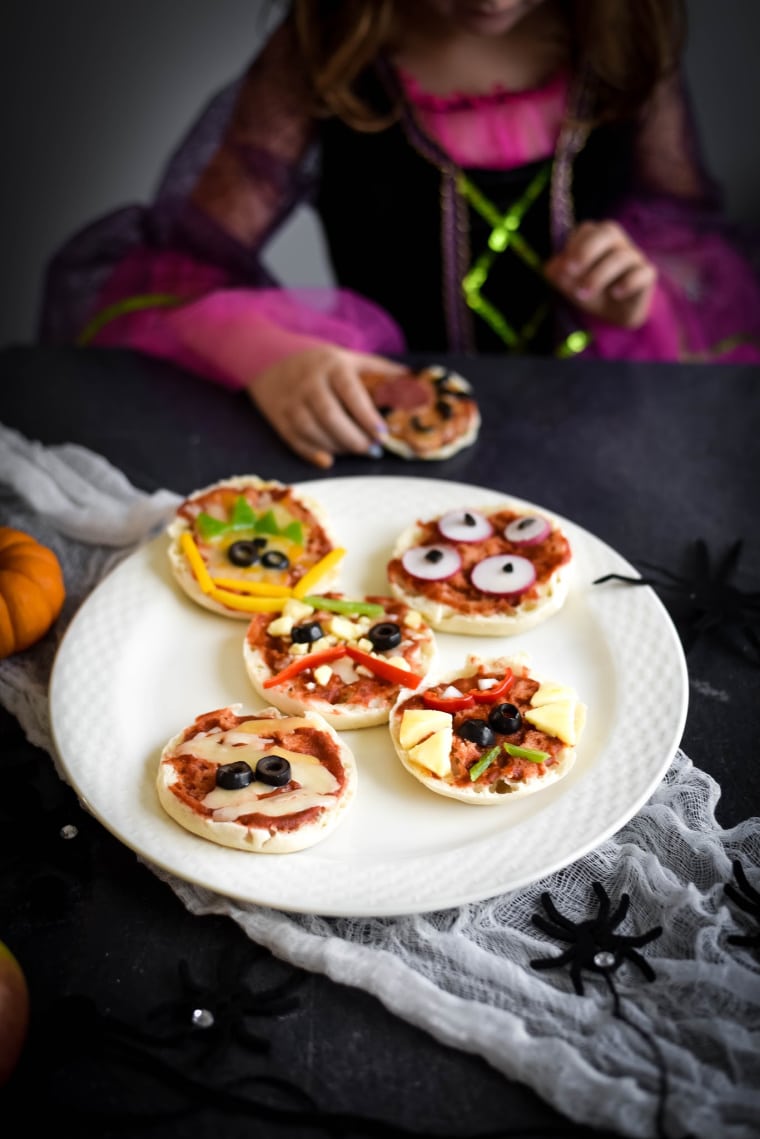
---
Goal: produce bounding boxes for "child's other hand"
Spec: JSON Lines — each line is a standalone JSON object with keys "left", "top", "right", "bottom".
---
{"left": 246, "top": 347, "right": 404, "bottom": 469}
{"left": 545, "top": 220, "right": 657, "bottom": 329}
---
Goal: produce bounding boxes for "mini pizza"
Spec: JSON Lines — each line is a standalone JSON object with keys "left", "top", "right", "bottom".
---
{"left": 167, "top": 475, "right": 343, "bottom": 619}
{"left": 361, "top": 365, "right": 480, "bottom": 460}
{"left": 156, "top": 704, "right": 358, "bottom": 853}
{"left": 386, "top": 503, "right": 572, "bottom": 635}
{"left": 243, "top": 592, "right": 437, "bottom": 729}
{"left": 389, "top": 654, "right": 586, "bottom": 804}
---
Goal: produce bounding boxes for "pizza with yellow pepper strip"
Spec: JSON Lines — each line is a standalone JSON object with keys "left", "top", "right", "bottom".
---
{"left": 167, "top": 476, "right": 344, "bottom": 619}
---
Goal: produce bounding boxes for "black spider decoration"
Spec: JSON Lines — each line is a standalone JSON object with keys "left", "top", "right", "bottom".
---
{"left": 593, "top": 538, "right": 760, "bottom": 666}
{"left": 530, "top": 884, "right": 677, "bottom": 1139}
{"left": 724, "top": 859, "right": 760, "bottom": 950}
{"left": 530, "top": 882, "right": 662, "bottom": 1000}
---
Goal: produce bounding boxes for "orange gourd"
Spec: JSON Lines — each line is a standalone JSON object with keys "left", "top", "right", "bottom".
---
{"left": 0, "top": 527, "right": 66, "bottom": 659}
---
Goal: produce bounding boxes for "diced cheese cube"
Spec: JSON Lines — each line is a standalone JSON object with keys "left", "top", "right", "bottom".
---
{"left": 409, "top": 726, "right": 453, "bottom": 777}
{"left": 328, "top": 615, "right": 362, "bottom": 641}
{"left": 267, "top": 615, "right": 294, "bottom": 638}
{"left": 282, "top": 598, "right": 315, "bottom": 621}
{"left": 399, "top": 709, "right": 452, "bottom": 749}
{"left": 387, "top": 656, "right": 408, "bottom": 671}
{"left": 313, "top": 664, "right": 334, "bottom": 687}
{"left": 524, "top": 701, "right": 583, "bottom": 746}
{"left": 530, "top": 681, "right": 577, "bottom": 708}
{"left": 357, "top": 637, "right": 374, "bottom": 653}
{"left": 403, "top": 609, "right": 422, "bottom": 628}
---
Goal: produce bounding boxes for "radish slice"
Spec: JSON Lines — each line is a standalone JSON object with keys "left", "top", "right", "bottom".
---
{"left": 437, "top": 509, "right": 493, "bottom": 543}
{"left": 401, "top": 545, "right": 462, "bottom": 581}
{"left": 470, "top": 554, "right": 536, "bottom": 595}
{"left": 504, "top": 515, "right": 551, "bottom": 545}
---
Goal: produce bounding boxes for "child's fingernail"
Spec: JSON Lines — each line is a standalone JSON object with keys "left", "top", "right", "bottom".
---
{"left": 575, "top": 286, "right": 593, "bottom": 300}
{"left": 367, "top": 442, "right": 384, "bottom": 459}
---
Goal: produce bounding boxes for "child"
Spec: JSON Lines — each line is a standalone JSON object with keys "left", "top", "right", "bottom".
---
{"left": 40, "top": 0, "right": 760, "bottom": 468}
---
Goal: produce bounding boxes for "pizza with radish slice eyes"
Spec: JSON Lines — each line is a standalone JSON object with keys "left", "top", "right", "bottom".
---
{"left": 243, "top": 592, "right": 438, "bottom": 729}
{"left": 386, "top": 503, "right": 572, "bottom": 635}
{"left": 361, "top": 365, "right": 480, "bottom": 460}
{"left": 156, "top": 704, "right": 358, "bottom": 853}
{"left": 389, "top": 654, "right": 586, "bottom": 804}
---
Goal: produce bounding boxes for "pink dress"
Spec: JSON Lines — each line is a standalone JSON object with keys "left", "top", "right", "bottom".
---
{"left": 54, "top": 60, "right": 760, "bottom": 383}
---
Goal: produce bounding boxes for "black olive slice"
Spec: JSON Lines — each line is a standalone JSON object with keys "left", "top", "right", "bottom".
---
{"left": 488, "top": 703, "right": 522, "bottom": 734}
{"left": 291, "top": 620, "right": 324, "bottom": 644}
{"left": 261, "top": 550, "right": 290, "bottom": 570}
{"left": 410, "top": 416, "right": 434, "bottom": 433}
{"left": 435, "top": 399, "right": 454, "bottom": 419}
{"left": 455, "top": 719, "right": 496, "bottom": 748}
{"left": 228, "top": 541, "right": 260, "bottom": 567}
{"left": 255, "top": 755, "right": 292, "bottom": 787}
{"left": 368, "top": 621, "right": 402, "bottom": 651}
{"left": 216, "top": 760, "right": 255, "bottom": 790}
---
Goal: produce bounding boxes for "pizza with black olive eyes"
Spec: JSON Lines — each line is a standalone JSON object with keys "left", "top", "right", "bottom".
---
{"left": 389, "top": 654, "right": 586, "bottom": 805}
{"left": 166, "top": 475, "right": 342, "bottom": 620}
{"left": 156, "top": 704, "right": 358, "bottom": 853}
{"left": 361, "top": 365, "right": 480, "bottom": 460}
{"left": 386, "top": 503, "right": 572, "bottom": 635}
{"left": 243, "top": 592, "right": 438, "bottom": 729}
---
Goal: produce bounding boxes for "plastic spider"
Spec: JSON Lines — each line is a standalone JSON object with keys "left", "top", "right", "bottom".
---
{"left": 530, "top": 882, "right": 662, "bottom": 996}
{"left": 725, "top": 859, "right": 760, "bottom": 950}
{"left": 593, "top": 538, "right": 760, "bottom": 665}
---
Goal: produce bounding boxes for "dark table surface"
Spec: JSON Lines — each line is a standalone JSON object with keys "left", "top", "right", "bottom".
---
{"left": 1, "top": 343, "right": 759, "bottom": 1137}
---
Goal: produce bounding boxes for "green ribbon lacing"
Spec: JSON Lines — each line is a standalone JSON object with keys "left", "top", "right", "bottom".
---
{"left": 77, "top": 293, "right": 184, "bottom": 346}
{"left": 457, "top": 163, "right": 591, "bottom": 357}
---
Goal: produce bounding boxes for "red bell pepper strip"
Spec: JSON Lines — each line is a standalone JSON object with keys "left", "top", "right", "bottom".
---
{"left": 472, "top": 669, "right": 514, "bottom": 705}
{"left": 262, "top": 644, "right": 423, "bottom": 689}
{"left": 422, "top": 690, "right": 475, "bottom": 712}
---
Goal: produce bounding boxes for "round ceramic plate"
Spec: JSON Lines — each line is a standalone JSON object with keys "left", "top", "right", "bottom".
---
{"left": 49, "top": 476, "right": 688, "bottom": 917}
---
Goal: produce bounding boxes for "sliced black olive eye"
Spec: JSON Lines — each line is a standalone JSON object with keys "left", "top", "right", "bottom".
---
{"left": 228, "top": 541, "right": 260, "bottom": 567}
{"left": 488, "top": 703, "right": 522, "bottom": 734}
{"left": 291, "top": 620, "right": 324, "bottom": 644}
{"left": 368, "top": 621, "right": 402, "bottom": 651}
{"left": 435, "top": 399, "right": 453, "bottom": 419}
{"left": 455, "top": 719, "right": 495, "bottom": 748}
{"left": 410, "top": 416, "right": 434, "bottom": 433}
{"left": 255, "top": 755, "right": 292, "bottom": 786}
{"left": 216, "top": 760, "right": 255, "bottom": 789}
{"left": 261, "top": 550, "right": 290, "bottom": 570}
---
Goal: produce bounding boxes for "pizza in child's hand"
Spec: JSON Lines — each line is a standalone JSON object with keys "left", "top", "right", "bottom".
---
{"left": 244, "top": 593, "right": 437, "bottom": 729}
{"left": 361, "top": 365, "right": 480, "bottom": 460}
{"left": 156, "top": 704, "right": 357, "bottom": 853}
{"left": 390, "top": 654, "right": 586, "bottom": 805}
{"left": 167, "top": 476, "right": 342, "bottom": 619}
{"left": 387, "top": 503, "right": 572, "bottom": 634}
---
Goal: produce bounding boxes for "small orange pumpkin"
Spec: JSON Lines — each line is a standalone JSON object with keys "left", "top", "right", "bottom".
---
{"left": 0, "top": 527, "right": 66, "bottom": 659}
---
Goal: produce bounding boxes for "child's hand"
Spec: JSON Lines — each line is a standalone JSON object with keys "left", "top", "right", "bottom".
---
{"left": 246, "top": 346, "right": 404, "bottom": 469}
{"left": 545, "top": 220, "right": 657, "bottom": 329}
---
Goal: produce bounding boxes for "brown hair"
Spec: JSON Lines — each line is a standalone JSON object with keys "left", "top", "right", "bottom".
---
{"left": 289, "top": 0, "right": 686, "bottom": 130}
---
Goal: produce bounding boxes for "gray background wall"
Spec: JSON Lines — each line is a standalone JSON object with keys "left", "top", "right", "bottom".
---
{"left": 2, "top": 0, "right": 758, "bottom": 349}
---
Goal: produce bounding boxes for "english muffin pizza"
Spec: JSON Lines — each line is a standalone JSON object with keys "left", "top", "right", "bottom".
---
{"left": 389, "top": 654, "right": 586, "bottom": 804}
{"left": 386, "top": 503, "right": 572, "bottom": 635}
{"left": 167, "top": 476, "right": 342, "bottom": 619}
{"left": 156, "top": 704, "right": 357, "bottom": 853}
{"left": 244, "top": 592, "right": 437, "bottom": 729}
{"left": 361, "top": 365, "right": 480, "bottom": 460}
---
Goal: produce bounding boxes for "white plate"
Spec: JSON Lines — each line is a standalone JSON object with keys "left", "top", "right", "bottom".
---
{"left": 50, "top": 476, "right": 688, "bottom": 917}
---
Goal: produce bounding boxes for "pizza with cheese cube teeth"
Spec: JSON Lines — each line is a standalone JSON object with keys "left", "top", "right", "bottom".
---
{"left": 389, "top": 654, "right": 586, "bottom": 804}
{"left": 361, "top": 364, "right": 481, "bottom": 460}
{"left": 386, "top": 503, "right": 572, "bottom": 635}
{"left": 167, "top": 475, "right": 343, "bottom": 620}
{"left": 243, "top": 592, "right": 438, "bottom": 730}
{"left": 156, "top": 704, "right": 358, "bottom": 853}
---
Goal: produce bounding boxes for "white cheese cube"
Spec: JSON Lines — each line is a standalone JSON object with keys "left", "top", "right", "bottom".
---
{"left": 267, "top": 615, "right": 294, "bottom": 638}
{"left": 313, "top": 664, "right": 334, "bottom": 687}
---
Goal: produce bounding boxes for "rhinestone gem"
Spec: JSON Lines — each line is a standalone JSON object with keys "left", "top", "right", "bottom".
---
{"left": 191, "top": 1007, "right": 215, "bottom": 1029}
{"left": 60, "top": 824, "right": 79, "bottom": 840}
{"left": 593, "top": 951, "right": 616, "bottom": 969}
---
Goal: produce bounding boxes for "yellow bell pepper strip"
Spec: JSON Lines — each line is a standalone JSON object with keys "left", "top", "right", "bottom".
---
{"left": 291, "top": 548, "right": 347, "bottom": 598}
{"left": 302, "top": 595, "right": 385, "bottom": 618}
{"left": 262, "top": 644, "right": 423, "bottom": 689}
{"left": 211, "top": 577, "right": 293, "bottom": 597}
{"left": 208, "top": 588, "right": 286, "bottom": 613}
{"left": 502, "top": 742, "right": 549, "bottom": 763}
{"left": 469, "top": 745, "right": 503, "bottom": 782}
{"left": 180, "top": 532, "right": 215, "bottom": 594}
